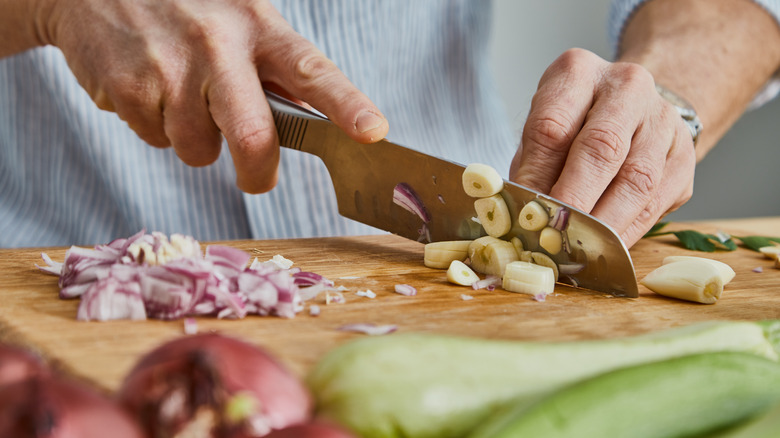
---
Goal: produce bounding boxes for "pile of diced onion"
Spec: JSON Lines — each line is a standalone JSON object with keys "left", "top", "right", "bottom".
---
{"left": 37, "top": 230, "right": 333, "bottom": 321}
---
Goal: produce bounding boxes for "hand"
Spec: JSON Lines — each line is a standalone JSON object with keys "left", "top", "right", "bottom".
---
{"left": 509, "top": 48, "right": 696, "bottom": 248}
{"left": 41, "top": 0, "right": 389, "bottom": 193}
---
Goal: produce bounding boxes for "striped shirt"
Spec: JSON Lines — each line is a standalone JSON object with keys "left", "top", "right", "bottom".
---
{"left": 1, "top": 0, "right": 778, "bottom": 248}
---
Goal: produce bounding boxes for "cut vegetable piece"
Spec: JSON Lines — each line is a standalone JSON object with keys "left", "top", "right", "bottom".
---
{"left": 759, "top": 246, "right": 780, "bottom": 261}
{"left": 641, "top": 260, "right": 724, "bottom": 304}
{"left": 548, "top": 206, "right": 570, "bottom": 231}
{"left": 474, "top": 194, "right": 512, "bottom": 237}
{"left": 307, "top": 320, "right": 780, "bottom": 438}
{"left": 518, "top": 250, "right": 533, "bottom": 263}
{"left": 392, "top": 183, "right": 430, "bottom": 223}
{"left": 468, "top": 236, "right": 519, "bottom": 277}
{"left": 539, "top": 227, "right": 563, "bottom": 255}
{"left": 531, "top": 252, "right": 559, "bottom": 281}
{"left": 502, "top": 261, "right": 555, "bottom": 296}
{"left": 393, "top": 284, "right": 417, "bottom": 296}
{"left": 462, "top": 163, "right": 504, "bottom": 198}
{"left": 510, "top": 237, "right": 524, "bottom": 257}
{"left": 662, "top": 255, "right": 735, "bottom": 284}
{"left": 447, "top": 260, "right": 481, "bottom": 286}
{"left": 469, "top": 353, "right": 780, "bottom": 438}
{"left": 423, "top": 240, "right": 472, "bottom": 269}
{"left": 518, "top": 201, "right": 548, "bottom": 231}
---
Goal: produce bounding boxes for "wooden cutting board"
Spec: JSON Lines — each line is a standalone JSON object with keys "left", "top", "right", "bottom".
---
{"left": 1, "top": 218, "right": 779, "bottom": 393}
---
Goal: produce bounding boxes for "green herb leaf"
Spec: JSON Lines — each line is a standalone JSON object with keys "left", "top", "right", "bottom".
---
{"left": 734, "top": 236, "right": 780, "bottom": 252}
{"left": 671, "top": 230, "right": 717, "bottom": 252}
{"left": 643, "top": 222, "right": 670, "bottom": 238}
{"left": 643, "top": 226, "right": 778, "bottom": 252}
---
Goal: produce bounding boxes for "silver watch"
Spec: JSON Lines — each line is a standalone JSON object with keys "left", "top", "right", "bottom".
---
{"left": 655, "top": 84, "right": 703, "bottom": 146}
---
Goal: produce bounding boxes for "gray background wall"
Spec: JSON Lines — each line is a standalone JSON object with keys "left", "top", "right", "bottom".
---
{"left": 488, "top": 0, "right": 780, "bottom": 222}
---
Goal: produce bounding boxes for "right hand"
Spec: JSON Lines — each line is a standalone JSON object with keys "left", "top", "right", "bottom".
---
{"left": 39, "top": 0, "right": 389, "bottom": 193}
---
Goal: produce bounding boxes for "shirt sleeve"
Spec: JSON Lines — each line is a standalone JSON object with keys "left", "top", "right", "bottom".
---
{"left": 608, "top": 0, "right": 780, "bottom": 110}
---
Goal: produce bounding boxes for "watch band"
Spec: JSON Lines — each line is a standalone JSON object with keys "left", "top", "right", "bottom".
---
{"left": 655, "top": 84, "right": 703, "bottom": 146}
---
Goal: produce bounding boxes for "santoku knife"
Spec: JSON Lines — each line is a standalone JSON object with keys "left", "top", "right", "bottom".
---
{"left": 266, "top": 91, "right": 638, "bottom": 297}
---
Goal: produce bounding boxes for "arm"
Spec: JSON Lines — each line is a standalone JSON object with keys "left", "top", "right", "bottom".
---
{"left": 0, "top": 0, "right": 49, "bottom": 57}
{"left": 619, "top": 0, "right": 780, "bottom": 160}
{"left": 510, "top": 0, "right": 780, "bottom": 247}
{"left": 0, "top": 0, "right": 388, "bottom": 194}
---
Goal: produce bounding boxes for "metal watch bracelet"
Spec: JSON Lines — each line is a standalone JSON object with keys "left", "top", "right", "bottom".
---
{"left": 655, "top": 84, "right": 703, "bottom": 146}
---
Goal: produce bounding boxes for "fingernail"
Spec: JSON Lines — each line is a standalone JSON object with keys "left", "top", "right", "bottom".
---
{"left": 355, "top": 110, "right": 385, "bottom": 134}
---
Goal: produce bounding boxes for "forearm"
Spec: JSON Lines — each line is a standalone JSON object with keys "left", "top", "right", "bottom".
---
{"left": 618, "top": 0, "right": 780, "bottom": 160}
{"left": 0, "top": 0, "right": 52, "bottom": 58}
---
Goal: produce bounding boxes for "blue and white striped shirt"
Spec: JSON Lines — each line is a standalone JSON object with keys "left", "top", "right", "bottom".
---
{"left": 1, "top": 0, "right": 778, "bottom": 247}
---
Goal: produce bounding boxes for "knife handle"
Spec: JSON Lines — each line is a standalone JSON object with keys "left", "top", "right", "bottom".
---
{"left": 265, "top": 91, "right": 330, "bottom": 153}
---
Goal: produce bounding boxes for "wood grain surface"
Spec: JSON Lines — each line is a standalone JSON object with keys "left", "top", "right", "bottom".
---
{"left": 1, "top": 218, "right": 779, "bottom": 392}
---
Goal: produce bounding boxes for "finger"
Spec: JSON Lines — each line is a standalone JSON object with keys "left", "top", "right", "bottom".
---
{"left": 548, "top": 63, "right": 655, "bottom": 213}
{"left": 163, "top": 78, "right": 222, "bottom": 167}
{"left": 605, "top": 122, "right": 696, "bottom": 247}
{"left": 510, "top": 49, "right": 601, "bottom": 193}
{"left": 258, "top": 30, "right": 389, "bottom": 144}
{"left": 588, "top": 101, "right": 682, "bottom": 236}
{"left": 101, "top": 81, "right": 170, "bottom": 148}
{"left": 206, "top": 62, "right": 279, "bottom": 194}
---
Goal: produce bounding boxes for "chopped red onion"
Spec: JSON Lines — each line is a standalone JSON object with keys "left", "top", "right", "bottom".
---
{"left": 460, "top": 294, "right": 474, "bottom": 301}
{"left": 309, "top": 305, "right": 321, "bottom": 316}
{"left": 753, "top": 266, "right": 764, "bottom": 273}
{"left": 338, "top": 323, "right": 398, "bottom": 336}
{"left": 533, "top": 293, "right": 547, "bottom": 302}
{"left": 326, "top": 291, "right": 345, "bottom": 304}
{"left": 558, "top": 263, "right": 586, "bottom": 275}
{"left": 393, "top": 284, "right": 417, "bottom": 296}
{"left": 393, "top": 183, "right": 431, "bottom": 223}
{"left": 183, "top": 318, "right": 198, "bottom": 335}
{"left": 472, "top": 276, "right": 501, "bottom": 291}
{"left": 38, "top": 231, "right": 333, "bottom": 322}
{"left": 548, "top": 206, "right": 570, "bottom": 231}
{"left": 417, "top": 223, "right": 432, "bottom": 243}
{"left": 356, "top": 289, "right": 377, "bottom": 299}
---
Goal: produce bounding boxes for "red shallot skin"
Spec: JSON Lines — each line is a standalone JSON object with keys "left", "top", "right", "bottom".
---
{"left": 0, "top": 375, "right": 144, "bottom": 438}
{"left": 0, "top": 343, "right": 48, "bottom": 387}
{"left": 262, "top": 421, "right": 358, "bottom": 438}
{"left": 117, "top": 333, "right": 312, "bottom": 438}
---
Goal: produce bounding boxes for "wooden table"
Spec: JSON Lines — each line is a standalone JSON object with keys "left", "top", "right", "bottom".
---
{"left": 1, "top": 217, "right": 779, "bottom": 392}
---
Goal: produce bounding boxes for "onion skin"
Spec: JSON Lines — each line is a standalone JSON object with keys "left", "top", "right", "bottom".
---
{"left": 117, "top": 333, "right": 312, "bottom": 438}
{"left": 0, "top": 375, "right": 144, "bottom": 438}
{"left": 0, "top": 343, "right": 48, "bottom": 387}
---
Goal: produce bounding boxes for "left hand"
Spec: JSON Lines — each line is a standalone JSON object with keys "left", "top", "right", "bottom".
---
{"left": 509, "top": 48, "right": 696, "bottom": 248}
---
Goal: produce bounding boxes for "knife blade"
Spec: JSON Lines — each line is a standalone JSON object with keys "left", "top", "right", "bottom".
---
{"left": 266, "top": 91, "right": 638, "bottom": 297}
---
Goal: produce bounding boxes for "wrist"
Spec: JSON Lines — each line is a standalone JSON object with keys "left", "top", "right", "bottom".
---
{"left": 654, "top": 84, "right": 703, "bottom": 147}
{"left": 0, "top": 0, "right": 55, "bottom": 57}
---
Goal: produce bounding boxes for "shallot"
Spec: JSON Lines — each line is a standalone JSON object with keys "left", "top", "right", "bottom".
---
{"left": 117, "top": 333, "right": 311, "bottom": 438}
{"left": 0, "top": 343, "right": 47, "bottom": 387}
{"left": 0, "top": 374, "right": 144, "bottom": 438}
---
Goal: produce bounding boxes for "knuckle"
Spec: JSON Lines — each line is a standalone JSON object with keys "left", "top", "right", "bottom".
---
{"left": 292, "top": 51, "right": 335, "bottom": 81}
{"left": 106, "top": 73, "right": 163, "bottom": 111}
{"left": 553, "top": 48, "right": 597, "bottom": 70}
{"left": 578, "top": 122, "right": 628, "bottom": 165}
{"left": 524, "top": 111, "right": 577, "bottom": 152}
{"left": 230, "top": 118, "right": 276, "bottom": 153}
{"left": 608, "top": 62, "right": 654, "bottom": 92}
{"left": 619, "top": 160, "right": 660, "bottom": 196}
